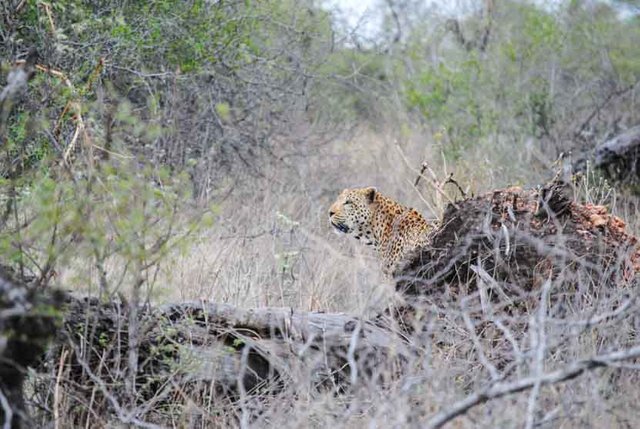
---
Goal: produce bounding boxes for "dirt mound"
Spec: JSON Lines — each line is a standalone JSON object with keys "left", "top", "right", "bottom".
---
{"left": 395, "top": 179, "right": 640, "bottom": 298}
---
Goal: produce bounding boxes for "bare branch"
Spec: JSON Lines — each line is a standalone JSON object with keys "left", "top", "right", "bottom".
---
{"left": 426, "top": 344, "right": 640, "bottom": 429}
{"left": 525, "top": 277, "right": 552, "bottom": 429}
{"left": 0, "top": 388, "right": 12, "bottom": 429}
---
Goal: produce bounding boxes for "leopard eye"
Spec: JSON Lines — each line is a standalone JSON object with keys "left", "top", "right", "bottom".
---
{"left": 344, "top": 199, "right": 352, "bottom": 205}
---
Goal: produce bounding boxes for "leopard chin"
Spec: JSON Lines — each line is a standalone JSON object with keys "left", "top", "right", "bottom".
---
{"left": 330, "top": 220, "right": 350, "bottom": 234}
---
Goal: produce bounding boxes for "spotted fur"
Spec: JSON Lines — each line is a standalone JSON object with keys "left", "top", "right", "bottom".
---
{"left": 328, "top": 187, "right": 432, "bottom": 273}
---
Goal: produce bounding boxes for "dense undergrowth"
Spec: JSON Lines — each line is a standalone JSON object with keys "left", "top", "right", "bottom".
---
{"left": 2, "top": 0, "right": 640, "bottom": 427}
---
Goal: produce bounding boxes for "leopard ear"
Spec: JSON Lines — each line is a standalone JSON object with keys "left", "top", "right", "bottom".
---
{"left": 365, "top": 187, "right": 376, "bottom": 203}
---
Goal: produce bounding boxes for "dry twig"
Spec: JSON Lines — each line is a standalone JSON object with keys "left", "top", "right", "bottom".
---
{"left": 426, "top": 344, "right": 640, "bottom": 429}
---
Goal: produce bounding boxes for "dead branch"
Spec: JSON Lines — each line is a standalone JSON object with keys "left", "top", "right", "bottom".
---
{"left": 14, "top": 59, "right": 94, "bottom": 163}
{"left": 426, "top": 344, "right": 640, "bottom": 429}
{"left": 38, "top": 2, "right": 56, "bottom": 35}
{"left": 443, "top": 173, "right": 467, "bottom": 198}
{"left": 413, "top": 161, "right": 429, "bottom": 187}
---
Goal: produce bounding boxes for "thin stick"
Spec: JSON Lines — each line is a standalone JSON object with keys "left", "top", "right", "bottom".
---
{"left": 39, "top": 2, "right": 57, "bottom": 35}
{"left": 0, "top": 387, "right": 12, "bottom": 429}
{"left": 443, "top": 173, "right": 467, "bottom": 198}
{"left": 394, "top": 142, "right": 459, "bottom": 212}
{"left": 413, "top": 162, "right": 428, "bottom": 187}
{"left": 54, "top": 348, "right": 69, "bottom": 429}
{"left": 525, "top": 277, "right": 552, "bottom": 429}
{"left": 15, "top": 0, "right": 27, "bottom": 13}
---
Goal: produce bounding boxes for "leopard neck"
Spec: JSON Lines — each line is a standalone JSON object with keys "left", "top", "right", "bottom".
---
{"left": 370, "top": 193, "right": 408, "bottom": 248}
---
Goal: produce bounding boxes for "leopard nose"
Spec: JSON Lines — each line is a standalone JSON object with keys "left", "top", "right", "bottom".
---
{"left": 329, "top": 209, "right": 335, "bottom": 217}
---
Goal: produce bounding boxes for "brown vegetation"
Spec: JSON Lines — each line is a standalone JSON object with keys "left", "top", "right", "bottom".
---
{"left": 3, "top": 0, "right": 640, "bottom": 427}
{"left": 7, "top": 177, "right": 635, "bottom": 427}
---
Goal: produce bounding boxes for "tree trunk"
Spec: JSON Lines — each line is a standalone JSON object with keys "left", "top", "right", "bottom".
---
{"left": 0, "top": 271, "right": 63, "bottom": 428}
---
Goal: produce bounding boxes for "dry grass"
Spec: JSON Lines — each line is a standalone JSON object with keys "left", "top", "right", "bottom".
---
{"left": 41, "top": 126, "right": 640, "bottom": 428}
{"left": 56, "top": 124, "right": 575, "bottom": 313}
{"left": 153, "top": 127, "right": 557, "bottom": 310}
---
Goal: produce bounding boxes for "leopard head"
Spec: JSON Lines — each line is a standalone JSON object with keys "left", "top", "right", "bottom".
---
{"left": 328, "top": 187, "right": 378, "bottom": 245}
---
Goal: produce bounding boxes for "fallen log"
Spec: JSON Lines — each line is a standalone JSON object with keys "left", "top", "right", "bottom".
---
{"left": 594, "top": 125, "right": 640, "bottom": 184}
{"left": 34, "top": 295, "right": 411, "bottom": 425}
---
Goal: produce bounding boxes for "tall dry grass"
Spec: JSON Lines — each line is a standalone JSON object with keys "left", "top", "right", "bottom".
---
{"left": 44, "top": 125, "right": 640, "bottom": 428}
{"left": 58, "top": 123, "right": 638, "bottom": 311}
{"left": 153, "top": 125, "right": 563, "bottom": 310}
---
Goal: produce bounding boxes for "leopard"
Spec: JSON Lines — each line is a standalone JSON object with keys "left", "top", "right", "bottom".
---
{"left": 328, "top": 187, "right": 432, "bottom": 274}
